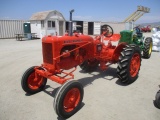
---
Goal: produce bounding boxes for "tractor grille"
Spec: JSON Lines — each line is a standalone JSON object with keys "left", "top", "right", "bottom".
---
{"left": 42, "top": 43, "right": 53, "bottom": 64}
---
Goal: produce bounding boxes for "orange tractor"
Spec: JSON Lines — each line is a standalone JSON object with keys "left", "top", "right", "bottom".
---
{"left": 21, "top": 10, "right": 141, "bottom": 119}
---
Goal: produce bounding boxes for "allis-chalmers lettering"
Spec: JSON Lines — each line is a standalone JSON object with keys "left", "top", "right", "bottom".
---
{"left": 64, "top": 39, "right": 82, "bottom": 44}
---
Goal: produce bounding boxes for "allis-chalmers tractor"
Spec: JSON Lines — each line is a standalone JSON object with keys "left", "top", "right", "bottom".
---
{"left": 21, "top": 11, "right": 144, "bottom": 119}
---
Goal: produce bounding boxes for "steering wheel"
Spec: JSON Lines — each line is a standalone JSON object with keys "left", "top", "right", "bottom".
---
{"left": 101, "top": 25, "right": 114, "bottom": 37}
{"left": 133, "top": 27, "right": 141, "bottom": 33}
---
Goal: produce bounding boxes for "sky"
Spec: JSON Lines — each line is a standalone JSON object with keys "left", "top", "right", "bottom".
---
{"left": 0, "top": 0, "right": 160, "bottom": 23}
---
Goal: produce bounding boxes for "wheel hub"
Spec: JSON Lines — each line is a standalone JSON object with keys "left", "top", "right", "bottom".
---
{"left": 149, "top": 43, "right": 152, "bottom": 55}
{"left": 27, "top": 72, "right": 43, "bottom": 90}
{"left": 63, "top": 88, "right": 80, "bottom": 112}
{"left": 130, "top": 53, "right": 140, "bottom": 77}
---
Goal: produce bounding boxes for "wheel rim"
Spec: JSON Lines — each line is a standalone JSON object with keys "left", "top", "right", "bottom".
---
{"left": 63, "top": 88, "right": 80, "bottom": 112}
{"left": 27, "top": 72, "right": 43, "bottom": 90}
{"left": 130, "top": 53, "right": 140, "bottom": 77}
{"left": 149, "top": 43, "right": 152, "bottom": 55}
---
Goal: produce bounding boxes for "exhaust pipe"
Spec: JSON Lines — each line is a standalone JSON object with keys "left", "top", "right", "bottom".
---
{"left": 69, "top": 9, "right": 74, "bottom": 36}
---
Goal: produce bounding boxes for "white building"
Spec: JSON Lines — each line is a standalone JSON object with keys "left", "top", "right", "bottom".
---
{"left": 30, "top": 10, "right": 66, "bottom": 38}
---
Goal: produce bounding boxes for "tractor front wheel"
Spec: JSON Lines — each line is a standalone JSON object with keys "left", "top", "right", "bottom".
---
{"left": 54, "top": 81, "right": 84, "bottom": 119}
{"left": 79, "top": 59, "right": 99, "bottom": 72}
{"left": 117, "top": 44, "right": 141, "bottom": 84}
{"left": 143, "top": 37, "right": 153, "bottom": 58}
{"left": 21, "top": 66, "right": 47, "bottom": 94}
{"left": 155, "top": 90, "right": 160, "bottom": 109}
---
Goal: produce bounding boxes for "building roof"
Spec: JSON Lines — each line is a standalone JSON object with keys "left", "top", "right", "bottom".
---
{"left": 30, "top": 10, "right": 65, "bottom": 21}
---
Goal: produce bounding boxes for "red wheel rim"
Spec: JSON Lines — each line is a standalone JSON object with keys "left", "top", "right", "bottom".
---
{"left": 130, "top": 53, "right": 140, "bottom": 77}
{"left": 63, "top": 88, "right": 80, "bottom": 112}
{"left": 27, "top": 72, "right": 43, "bottom": 90}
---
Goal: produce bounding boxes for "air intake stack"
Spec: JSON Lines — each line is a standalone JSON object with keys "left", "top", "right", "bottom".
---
{"left": 69, "top": 9, "right": 74, "bottom": 36}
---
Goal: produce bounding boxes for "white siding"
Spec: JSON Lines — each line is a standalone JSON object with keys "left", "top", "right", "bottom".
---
{"left": 83, "top": 21, "right": 88, "bottom": 35}
{"left": 0, "top": 20, "right": 26, "bottom": 38}
{"left": 94, "top": 22, "right": 101, "bottom": 35}
{"left": 30, "top": 21, "right": 41, "bottom": 38}
{"left": 47, "top": 12, "right": 65, "bottom": 36}
{"left": 101, "top": 22, "right": 126, "bottom": 34}
{"left": 30, "top": 11, "right": 66, "bottom": 38}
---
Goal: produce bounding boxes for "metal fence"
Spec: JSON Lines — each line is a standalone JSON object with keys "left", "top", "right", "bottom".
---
{"left": 0, "top": 20, "right": 27, "bottom": 38}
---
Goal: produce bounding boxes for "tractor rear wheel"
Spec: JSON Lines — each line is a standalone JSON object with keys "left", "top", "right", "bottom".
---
{"left": 79, "top": 59, "right": 99, "bottom": 72}
{"left": 21, "top": 66, "right": 47, "bottom": 94}
{"left": 143, "top": 37, "right": 153, "bottom": 58}
{"left": 155, "top": 90, "right": 160, "bottom": 109}
{"left": 117, "top": 44, "right": 141, "bottom": 84}
{"left": 54, "top": 80, "right": 84, "bottom": 119}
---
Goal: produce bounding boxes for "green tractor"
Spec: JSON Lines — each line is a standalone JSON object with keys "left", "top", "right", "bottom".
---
{"left": 119, "top": 27, "right": 153, "bottom": 58}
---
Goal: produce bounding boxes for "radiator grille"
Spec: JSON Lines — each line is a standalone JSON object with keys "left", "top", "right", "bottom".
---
{"left": 42, "top": 43, "right": 53, "bottom": 64}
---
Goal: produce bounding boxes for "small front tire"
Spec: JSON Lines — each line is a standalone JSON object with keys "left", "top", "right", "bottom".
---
{"left": 54, "top": 80, "right": 84, "bottom": 119}
{"left": 21, "top": 66, "right": 47, "bottom": 94}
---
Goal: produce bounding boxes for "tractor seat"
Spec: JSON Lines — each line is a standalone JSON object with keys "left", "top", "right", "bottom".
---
{"left": 135, "top": 27, "right": 142, "bottom": 38}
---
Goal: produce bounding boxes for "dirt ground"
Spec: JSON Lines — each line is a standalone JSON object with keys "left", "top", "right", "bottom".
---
{"left": 0, "top": 34, "right": 160, "bottom": 120}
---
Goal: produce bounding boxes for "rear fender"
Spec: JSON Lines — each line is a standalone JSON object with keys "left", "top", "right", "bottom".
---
{"left": 112, "top": 42, "right": 127, "bottom": 62}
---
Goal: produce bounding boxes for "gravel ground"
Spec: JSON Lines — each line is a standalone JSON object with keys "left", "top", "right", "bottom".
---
{"left": 0, "top": 33, "right": 160, "bottom": 120}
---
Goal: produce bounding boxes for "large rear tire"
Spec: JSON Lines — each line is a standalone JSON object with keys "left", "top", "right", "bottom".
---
{"left": 117, "top": 44, "right": 141, "bottom": 84}
{"left": 79, "top": 59, "right": 99, "bottom": 72}
{"left": 21, "top": 66, "right": 47, "bottom": 94}
{"left": 54, "top": 81, "right": 84, "bottom": 119}
{"left": 143, "top": 37, "right": 153, "bottom": 58}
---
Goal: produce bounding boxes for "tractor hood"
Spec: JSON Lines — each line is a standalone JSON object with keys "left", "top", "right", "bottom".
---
{"left": 42, "top": 35, "right": 94, "bottom": 44}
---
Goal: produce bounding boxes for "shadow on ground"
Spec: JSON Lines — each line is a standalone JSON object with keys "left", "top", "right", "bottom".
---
{"left": 78, "top": 67, "right": 117, "bottom": 87}
{"left": 43, "top": 66, "right": 139, "bottom": 98}
{"left": 15, "top": 38, "right": 40, "bottom": 41}
{"left": 43, "top": 85, "right": 60, "bottom": 98}
{"left": 78, "top": 66, "right": 137, "bottom": 87}
{"left": 56, "top": 102, "right": 85, "bottom": 120}
{"left": 24, "top": 66, "right": 139, "bottom": 120}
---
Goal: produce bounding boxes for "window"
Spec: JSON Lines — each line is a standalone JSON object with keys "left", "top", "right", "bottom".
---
{"left": 52, "top": 21, "right": 55, "bottom": 27}
{"left": 48, "top": 21, "right": 55, "bottom": 28}
{"left": 48, "top": 21, "right": 51, "bottom": 28}
{"left": 41, "top": 20, "right": 44, "bottom": 28}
